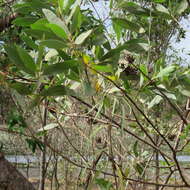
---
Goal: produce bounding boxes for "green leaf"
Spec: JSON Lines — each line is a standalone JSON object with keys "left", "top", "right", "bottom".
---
{"left": 125, "top": 39, "right": 149, "bottom": 53}
{"left": 135, "top": 163, "right": 143, "bottom": 175}
{"left": 16, "top": 46, "right": 36, "bottom": 75}
{"left": 75, "top": 29, "right": 93, "bottom": 45}
{"left": 112, "top": 18, "right": 145, "bottom": 33}
{"left": 83, "top": 81, "right": 96, "bottom": 96}
{"left": 92, "top": 34, "right": 107, "bottom": 46}
{"left": 31, "top": 18, "right": 50, "bottom": 31}
{"left": 73, "top": 6, "right": 82, "bottom": 28}
{"left": 101, "top": 39, "right": 149, "bottom": 60}
{"left": 58, "top": 50, "right": 71, "bottom": 60}
{"left": 133, "top": 141, "right": 139, "bottom": 157}
{"left": 178, "top": 74, "right": 190, "bottom": 89}
{"left": 63, "top": 0, "right": 75, "bottom": 14}
{"left": 8, "top": 114, "right": 27, "bottom": 132}
{"left": 180, "top": 124, "right": 190, "bottom": 139}
{"left": 178, "top": 87, "right": 190, "bottom": 97}
{"left": 4, "top": 45, "right": 36, "bottom": 75}
{"left": 153, "top": 0, "right": 166, "bottom": 2}
{"left": 46, "top": 23, "right": 67, "bottom": 39}
{"left": 26, "top": 138, "right": 44, "bottom": 153}
{"left": 4, "top": 45, "right": 26, "bottom": 70}
{"left": 24, "top": 29, "right": 59, "bottom": 40}
{"left": 42, "top": 9, "right": 69, "bottom": 36}
{"left": 94, "top": 46, "right": 104, "bottom": 60}
{"left": 12, "top": 17, "right": 38, "bottom": 26}
{"left": 95, "top": 178, "right": 113, "bottom": 190}
{"left": 106, "top": 87, "right": 120, "bottom": 94}
{"left": 148, "top": 95, "right": 163, "bottom": 109}
{"left": 15, "top": 1, "right": 49, "bottom": 13}
{"left": 69, "top": 5, "right": 82, "bottom": 32}
{"left": 155, "top": 4, "right": 170, "bottom": 15}
{"left": 117, "top": 2, "right": 150, "bottom": 16}
{"left": 40, "top": 85, "right": 73, "bottom": 96}
{"left": 116, "top": 165, "right": 125, "bottom": 190}
{"left": 58, "top": 0, "right": 64, "bottom": 14}
{"left": 14, "top": 3, "right": 34, "bottom": 14}
{"left": 162, "top": 92, "right": 176, "bottom": 100}
{"left": 45, "top": 49, "right": 58, "bottom": 61}
{"left": 175, "top": 0, "right": 188, "bottom": 15}
{"left": 35, "top": 140, "right": 45, "bottom": 151}
{"left": 21, "top": 35, "right": 38, "bottom": 50}
{"left": 40, "top": 40, "right": 67, "bottom": 49}
{"left": 92, "top": 64, "right": 113, "bottom": 73}
{"left": 9, "top": 82, "right": 33, "bottom": 95}
{"left": 155, "top": 65, "right": 176, "bottom": 79}
{"left": 43, "top": 60, "right": 79, "bottom": 75}
{"left": 112, "top": 21, "right": 122, "bottom": 41}
{"left": 66, "top": 70, "right": 80, "bottom": 81}
{"left": 110, "top": 0, "right": 113, "bottom": 9}
{"left": 38, "top": 123, "right": 58, "bottom": 132}
{"left": 139, "top": 64, "right": 148, "bottom": 87}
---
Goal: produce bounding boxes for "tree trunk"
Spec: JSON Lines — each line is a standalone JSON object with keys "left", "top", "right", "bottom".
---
{"left": 39, "top": 148, "right": 46, "bottom": 190}
{"left": 39, "top": 100, "right": 48, "bottom": 190}
{"left": 0, "top": 13, "right": 18, "bottom": 32}
{"left": 0, "top": 152, "right": 36, "bottom": 190}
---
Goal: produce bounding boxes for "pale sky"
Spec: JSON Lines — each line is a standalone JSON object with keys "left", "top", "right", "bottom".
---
{"left": 171, "top": 16, "right": 190, "bottom": 64}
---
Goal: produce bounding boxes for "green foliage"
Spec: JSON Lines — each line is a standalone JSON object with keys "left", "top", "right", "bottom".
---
{"left": 42, "top": 8, "right": 69, "bottom": 37}
{"left": 1, "top": 0, "right": 190, "bottom": 188}
{"left": 175, "top": 0, "right": 188, "bottom": 15}
{"left": 95, "top": 178, "right": 113, "bottom": 190}
{"left": 40, "top": 40, "right": 68, "bottom": 49}
{"left": 43, "top": 60, "right": 79, "bottom": 75}
{"left": 4, "top": 45, "right": 36, "bottom": 75}
{"left": 7, "top": 113, "right": 27, "bottom": 133}
{"left": 180, "top": 124, "right": 190, "bottom": 139}
{"left": 40, "top": 85, "right": 74, "bottom": 96}
{"left": 25, "top": 138, "right": 44, "bottom": 153}
{"left": 9, "top": 82, "right": 33, "bottom": 95}
{"left": 112, "top": 18, "right": 145, "bottom": 33}
{"left": 21, "top": 35, "right": 38, "bottom": 50}
{"left": 13, "top": 17, "right": 38, "bottom": 26}
{"left": 117, "top": 2, "right": 150, "bottom": 16}
{"left": 75, "top": 29, "right": 93, "bottom": 45}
